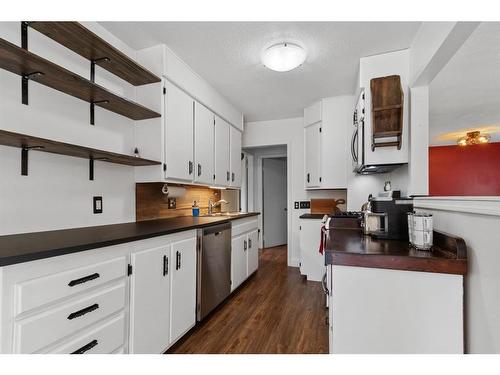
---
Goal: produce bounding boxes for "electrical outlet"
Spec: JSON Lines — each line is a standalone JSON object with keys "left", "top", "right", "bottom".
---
{"left": 93, "top": 196, "right": 103, "bottom": 214}
{"left": 294, "top": 202, "right": 300, "bottom": 209}
{"left": 299, "top": 201, "right": 311, "bottom": 209}
{"left": 168, "top": 198, "right": 176, "bottom": 209}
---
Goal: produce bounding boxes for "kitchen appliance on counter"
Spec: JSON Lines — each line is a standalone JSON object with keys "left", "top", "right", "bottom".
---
{"left": 196, "top": 222, "right": 232, "bottom": 321}
{"left": 362, "top": 191, "right": 413, "bottom": 240}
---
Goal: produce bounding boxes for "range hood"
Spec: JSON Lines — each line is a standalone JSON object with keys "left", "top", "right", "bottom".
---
{"left": 355, "top": 163, "right": 406, "bottom": 175}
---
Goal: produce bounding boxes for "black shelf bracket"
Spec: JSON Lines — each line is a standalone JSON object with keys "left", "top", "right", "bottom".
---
{"left": 89, "top": 57, "right": 110, "bottom": 125}
{"left": 89, "top": 158, "right": 94, "bottom": 180}
{"left": 21, "top": 145, "right": 44, "bottom": 176}
{"left": 90, "top": 100, "right": 109, "bottom": 125}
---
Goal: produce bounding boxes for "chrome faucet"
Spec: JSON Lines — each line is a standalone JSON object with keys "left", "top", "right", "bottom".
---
{"left": 208, "top": 199, "right": 228, "bottom": 214}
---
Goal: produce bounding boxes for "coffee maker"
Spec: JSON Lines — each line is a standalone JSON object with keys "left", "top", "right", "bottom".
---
{"left": 363, "top": 191, "right": 413, "bottom": 240}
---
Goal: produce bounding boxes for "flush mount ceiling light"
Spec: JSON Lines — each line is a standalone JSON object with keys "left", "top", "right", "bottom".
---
{"left": 261, "top": 42, "right": 307, "bottom": 72}
{"left": 457, "top": 131, "right": 491, "bottom": 146}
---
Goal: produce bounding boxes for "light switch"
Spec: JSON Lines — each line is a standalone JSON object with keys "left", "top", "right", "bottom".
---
{"left": 93, "top": 196, "right": 103, "bottom": 214}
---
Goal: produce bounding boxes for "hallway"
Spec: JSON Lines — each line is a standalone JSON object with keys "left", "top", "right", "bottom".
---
{"left": 168, "top": 246, "right": 329, "bottom": 354}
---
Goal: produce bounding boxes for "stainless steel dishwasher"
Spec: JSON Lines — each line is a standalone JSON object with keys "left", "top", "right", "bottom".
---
{"left": 196, "top": 222, "right": 232, "bottom": 321}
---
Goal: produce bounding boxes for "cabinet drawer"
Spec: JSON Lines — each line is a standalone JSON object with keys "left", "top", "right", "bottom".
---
{"left": 14, "top": 283, "right": 126, "bottom": 353}
{"left": 231, "top": 217, "right": 258, "bottom": 237}
{"left": 48, "top": 314, "right": 125, "bottom": 354}
{"left": 16, "top": 256, "right": 126, "bottom": 315}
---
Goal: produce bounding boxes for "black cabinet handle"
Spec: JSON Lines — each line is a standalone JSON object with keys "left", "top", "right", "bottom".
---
{"left": 67, "top": 303, "right": 99, "bottom": 320}
{"left": 248, "top": 238, "right": 252, "bottom": 248}
{"left": 68, "top": 273, "right": 100, "bottom": 287}
{"left": 198, "top": 163, "right": 201, "bottom": 176}
{"left": 243, "top": 240, "right": 247, "bottom": 251}
{"left": 163, "top": 255, "right": 168, "bottom": 276}
{"left": 176, "top": 251, "right": 181, "bottom": 270}
{"left": 232, "top": 172, "right": 235, "bottom": 182}
{"left": 71, "top": 339, "right": 98, "bottom": 354}
{"left": 189, "top": 161, "right": 193, "bottom": 175}
{"left": 307, "top": 173, "right": 310, "bottom": 183}
{"left": 226, "top": 171, "right": 230, "bottom": 181}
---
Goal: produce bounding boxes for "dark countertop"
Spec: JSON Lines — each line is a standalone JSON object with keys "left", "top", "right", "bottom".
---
{"left": 325, "top": 228, "right": 467, "bottom": 275}
{"left": 0, "top": 213, "right": 260, "bottom": 267}
{"left": 299, "top": 213, "right": 326, "bottom": 219}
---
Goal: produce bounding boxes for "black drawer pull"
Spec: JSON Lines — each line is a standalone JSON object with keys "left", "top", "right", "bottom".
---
{"left": 248, "top": 238, "right": 252, "bottom": 248}
{"left": 163, "top": 255, "right": 168, "bottom": 276}
{"left": 71, "top": 339, "right": 98, "bottom": 354}
{"left": 176, "top": 251, "right": 181, "bottom": 270}
{"left": 67, "top": 303, "right": 99, "bottom": 320}
{"left": 68, "top": 273, "right": 100, "bottom": 287}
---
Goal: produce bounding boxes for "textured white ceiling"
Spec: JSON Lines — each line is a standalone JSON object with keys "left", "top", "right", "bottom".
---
{"left": 100, "top": 22, "right": 421, "bottom": 122}
{"left": 430, "top": 22, "right": 500, "bottom": 146}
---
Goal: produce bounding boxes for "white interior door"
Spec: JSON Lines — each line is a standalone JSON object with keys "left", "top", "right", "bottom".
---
{"left": 194, "top": 102, "right": 215, "bottom": 185}
{"left": 262, "top": 158, "right": 288, "bottom": 248}
{"left": 214, "top": 116, "right": 230, "bottom": 186}
{"left": 164, "top": 80, "right": 194, "bottom": 181}
{"left": 170, "top": 236, "right": 197, "bottom": 344}
{"left": 130, "top": 246, "right": 171, "bottom": 354}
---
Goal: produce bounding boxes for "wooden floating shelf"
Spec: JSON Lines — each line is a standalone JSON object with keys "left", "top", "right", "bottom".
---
{"left": 28, "top": 22, "right": 161, "bottom": 86}
{"left": 0, "top": 37, "right": 161, "bottom": 121}
{"left": 0, "top": 129, "right": 161, "bottom": 167}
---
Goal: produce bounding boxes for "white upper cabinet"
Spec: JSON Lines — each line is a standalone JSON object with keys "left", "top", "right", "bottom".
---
{"left": 304, "top": 122, "right": 322, "bottom": 188}
{"left": 214, "top": 115, "right": 231, "bottom": 186}
{"left": 303, "top": 96, "right": 352, "bottom": 190}
{"left": 164, "top": 80, "right": 194, "bottom": 181}
{"left": 194, "top": 102, "right": 215, "bottom": 185}
{"left": 304, "top": 100, "right": 322, "bottom": 127}
{"left": 230, "top": 126, "right": 242, "bottom": 188}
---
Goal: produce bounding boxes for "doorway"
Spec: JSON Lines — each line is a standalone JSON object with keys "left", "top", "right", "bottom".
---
{"left": 262, "top": 157, "right": 288, "bottom": 248}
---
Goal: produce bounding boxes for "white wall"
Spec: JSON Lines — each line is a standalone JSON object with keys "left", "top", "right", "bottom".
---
{"left": 243, "top": 118, "right": 347, "bottom": 267}
{"left": 414, "top": 197, "right": 500, "bottom": 353}
{"left": 0, "top": 22, "right": 138, "bottom": 235}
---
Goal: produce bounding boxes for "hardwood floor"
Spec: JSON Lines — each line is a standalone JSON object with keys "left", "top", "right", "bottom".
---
{"left": 168, "top": 245, "right": 329, "bottom": 354}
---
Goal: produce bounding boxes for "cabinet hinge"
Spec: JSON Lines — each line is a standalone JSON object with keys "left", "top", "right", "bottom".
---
{"left": 163, "top": 87, "right": 166, "bottom": 95}
{"left": 163, "top": 163, "right": 167, "bottom": 172}
{"left": 127, "top": 264, "right": 133, "bottom": 276}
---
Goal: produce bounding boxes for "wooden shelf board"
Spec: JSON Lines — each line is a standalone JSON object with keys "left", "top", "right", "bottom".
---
{"left": 29, "top": 22, "right": 160, "bottom": 86}
{"left": 372, "top": 131, "right": 402, "bottom": 138}
{"left": 0, "top": 129, "right": 161, "bottom": 167}
{"left": 0, "top": 38, "right": 161, "bottom": 121}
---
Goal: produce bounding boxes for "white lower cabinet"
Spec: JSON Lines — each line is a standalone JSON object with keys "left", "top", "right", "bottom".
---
{"left": 129, "top": 244, "right": 171, "bottom": 354}
{"left": 231, "top": 235, "right": 247, "bottom": 291}
{"left": 247, "top": 230, "right": 259, "bottom": 276}
{"left": 169, "top": 236, "right": 197, "bottom": 344}
{"left": 129, "top": 231, "right": 197, "bottom": 353}
{"left": 231, "top": 218, "right": 259, "bottom": 293}
{"left": 0, "top": 230, "right": 198, "bottom": 354}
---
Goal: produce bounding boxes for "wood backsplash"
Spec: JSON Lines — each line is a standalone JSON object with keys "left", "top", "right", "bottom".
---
{"left": 136, "top": 183, "right": 222, "bottom": 221}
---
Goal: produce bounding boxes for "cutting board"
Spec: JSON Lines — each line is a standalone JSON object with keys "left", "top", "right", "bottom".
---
{"left": 310, "top": 199, "right": 346, "bottom": 214}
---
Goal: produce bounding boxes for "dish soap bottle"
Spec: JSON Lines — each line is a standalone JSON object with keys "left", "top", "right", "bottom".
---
{"left": 192, "top": 201, "right": 200, "bottom": 217}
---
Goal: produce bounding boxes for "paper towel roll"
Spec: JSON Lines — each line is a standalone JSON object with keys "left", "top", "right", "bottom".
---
{"left": 162, "top": 184, "right": 186, "bottom": 198}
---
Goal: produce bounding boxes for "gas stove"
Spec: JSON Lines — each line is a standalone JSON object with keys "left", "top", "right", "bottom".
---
{"left": 330, "top": 211, "right": 363, "bottom": 219}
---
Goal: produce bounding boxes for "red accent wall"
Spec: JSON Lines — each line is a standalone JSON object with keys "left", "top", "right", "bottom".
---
{"left": 429, "top": 142, "right": 500, "bottom": 196}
